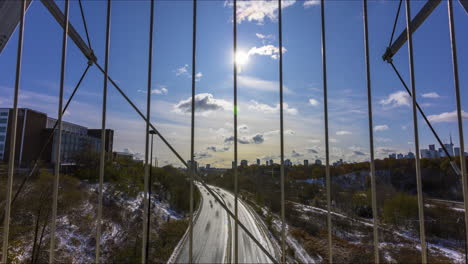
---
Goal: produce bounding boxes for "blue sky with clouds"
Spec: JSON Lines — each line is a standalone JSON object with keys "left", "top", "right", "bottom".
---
{"left": 0, "top": 0, "right": 467, "bottom": 167}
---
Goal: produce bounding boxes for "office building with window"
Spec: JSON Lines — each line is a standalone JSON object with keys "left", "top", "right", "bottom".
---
{"left": 0, "top": 108, "right": 113, "bottom": 166}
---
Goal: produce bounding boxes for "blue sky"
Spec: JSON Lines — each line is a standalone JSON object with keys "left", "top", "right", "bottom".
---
{"left": 0, "top": 0, "right": 467, "bottom": 168}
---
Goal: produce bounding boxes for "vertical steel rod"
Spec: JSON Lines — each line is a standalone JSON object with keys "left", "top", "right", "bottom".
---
{"left": 233, "top": 0, "right": 239, "bottom": 263}
{"left": 404, "top": 0, "right": 427, "bottom": 262}
{"left": 1, "top": 0, "right": 26, "bottom": 262}
{"left": 49, "top": 0, "right": 69, "bottom": 262}
{"left": 189, "top": 0, "right": 197, "bottom": 262}
{"left": 142, "top": 0, "right": 155, "bottom": 262}
{"left": 320, "top": 0, "right": 333, "bottom": 262}
{"left": 447, "top": 1, "right": 468, "bottom": 262}
{"left": 363, "top": 0, "right": 380, "bottom": 262}
{"left": 146, "top": 133, "right": 154, "bottom": 261}
{"left": 277, "top": 0, "right": 286, "bottom": 262}
{"left": 96, "top": 0, "right": 111, "bottom": 262}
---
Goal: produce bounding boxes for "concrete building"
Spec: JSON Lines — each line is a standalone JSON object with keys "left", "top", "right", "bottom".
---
{"left": 421, "top": 149, "right": 431, "bottom": 159}
{"left": 455, "top": 147, "right": 460, "bottom": 157}
{"left": 397, "top": 153, "right": 404, "bottom": 159}
{"left": 389, "top": 153, "right": 396, "bottom": 159}
{"left": 304, "top": 159, "right": 308, "bottom": 166}
{"left": 284, "top": 159, "right": 292, "bottom": 166}
{"left": 256, "top": 158, "right": 260, "bottom": 166}
{"left": 269, "top": 159, "right": 273, "bottom": 166}
{"left": 315, "top": 159, "right": 322, "bottom": 165}
{"left": 0, "top": 108, "right": 113, "bottom": 166}
{"left": 240, "top": 160, "right": 248, "bottom": 167}
{"left": 188, "top": 160, "right": 198, "bottom": 171}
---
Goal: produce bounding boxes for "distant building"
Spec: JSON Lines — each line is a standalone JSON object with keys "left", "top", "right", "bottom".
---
{"left": 206, "top": 164, "right": 211, "bottom": 169}
{"left": 113, "top": 151, "right": 133, "bottom": 160}
{"left": 269, "top": 159, "right": 273, "bottom": 165}
{"left": 232, "top": 161, "right": 236, "bottom": 169}
{"left": 438, "top": 148, "right": 445, "bottom": 157}
{"left": 389, "top": 153, "right": 396, "bottom": 159}
{"left": 315, "top": 159, "right": 322, "bottom": 165}
{"left": 333, "top": 159, "right": 343, "bottom": 166}
{"left": 256, "top": 158, "right": 260, "bottom": 166}
{"left": 0, "top": 108, "right": 113, "bottom": 166}
{"left": 188, "top": 160, "right": 198, "bottom": 171}
{"left": 265, "top": 160, "right": 269, "bottom": 166}
{"left": 397, "top": 153, "right": 404, "bottom": 159}
{"left": 406, "top": 152, "right": 415, "bottom": 159}
{"left": 284, "top": 159, "right": 292, "bottom": 166}
{"left": 240, "top": 160, "right": 248, "bottom": 167}
{"left": 304, "top": 159, "right": 309, "bottom": 166}
{"left": 421, "top": 149, "right": 431, "bottom": 159}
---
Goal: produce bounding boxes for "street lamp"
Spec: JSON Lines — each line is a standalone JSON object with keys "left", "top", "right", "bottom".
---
{"left": 146, "top": 129, "right": 157, "bottom": 259}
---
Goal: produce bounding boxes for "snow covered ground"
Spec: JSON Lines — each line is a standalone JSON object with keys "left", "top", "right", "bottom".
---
{"left": 12, "top": 183, "right": 182, "bottom": 263}
{"left": 294, "top": 202, "right": 465, "bottom": 263}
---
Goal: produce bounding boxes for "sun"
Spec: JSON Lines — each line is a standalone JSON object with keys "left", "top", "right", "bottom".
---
{"left": 235, "top": 51, "right": 249, "bottom": 66}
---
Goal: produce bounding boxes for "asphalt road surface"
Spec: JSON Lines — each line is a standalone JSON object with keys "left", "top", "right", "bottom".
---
{"left": 175, "top": 184, "right": 276, "bottom": 263}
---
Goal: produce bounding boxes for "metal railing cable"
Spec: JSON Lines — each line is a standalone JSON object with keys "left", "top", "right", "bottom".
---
{"left": 78, "top": 0, "right": 92, "bottom": 50}
{"left": 143, "top": 0, "right": 155, "bottom": 262}
{"left": 404, "top": 0, "right": 427, "bottom": 262}
{"left": 362, "top": 0, "right": 380, "bottom": 262}
{"left": 0, "top": 0, "right": 94, "bottom": 212}
{"left": 189, "top": 0, "right": 197, "bottom": 262}
{"left": 447, "top": 1, "right": 468, "bottom": 263}
{"left": 95, "top": 0, "right": 111, "bottom": 262}
{"left": 2, "top": 0, "right": 279, "bottom": 259}
{"left": 1, "top": 0, "right": 26, "bottom": 262}
{"left": 388, "top": 62, "right": 455, "bottom": 162}
{"left": 0, "top": 64, "right": 91, "bottom": 224}
{"left": 233, "top": 0, "right": 239, "bottom": 263}
{"left": 93, "top": 61, "right": 278, "bottom": 264}
{"left": 320, "top": 0, "right": 333, "bottom": 263}
{"left": 49, "top": 0, "right": 69, "bottom": 262}
{"left": 384, "top": 0, "right": 460, "bottom": 176}
{"left": 388, "top": 0, "right": 403, "bottom": 49}
{"left": 277, "top": 0, "right": 286, "bottom": 262}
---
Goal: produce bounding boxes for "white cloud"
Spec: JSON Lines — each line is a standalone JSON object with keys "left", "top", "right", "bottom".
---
{"left": 422, "top": 92, "right": 440, "bottom": 99}
{"left": 175, "top": 64, "right": 202, "bottom": 81}
{"left": 303, "top": 0, "right": 319, "bottom": 8}
{"left": 247, "top": 45, "right": 286, "bottom": 59}
{"left": 376, "top": 137, "right": 392, "bottom": 143}
{"left": 428, "top": 110, "right": 468, "bottom": 123}
{"left": 336, "top": 130, "right": 352, "bottom": 136}
{"left": 309, "top": 98, "right": 319, "bottom": 106}
{"left": 248, "top": 100, "right": 298, "bottom": 115}
{"left": 173, "top": 93, "right": 231, "bottom": 115}
{"left": 227, "top": 0, "right": 296, "bottom": 24}
{"left": 153, "top": 87, "right": 168, "bottom": 95}
{"left": 138, "top": 86, "right": 168, "bottom": 95}
{"left": 374, "top": 124, "right": 389, "bottom": 132}
{"left": 256, "top": 33, "right": 274, "bottom": 40}
{"left": 238, "top": 124, "right": 249, "bottom": 133}
{"left": 380, "top": 91, "right": 410, "bottom": 107}
{"left": 175, "top": 64, "right": 189, "bottom": 76}
{"left": 238, "top": 75, "right": 292, "bottom": 94}
{"left": 195, "top": 72, "right": 203, "bottom": 81}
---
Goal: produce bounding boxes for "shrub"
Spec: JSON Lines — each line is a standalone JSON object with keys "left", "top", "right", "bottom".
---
{"left": 383, "top": 193, "right": 418, "bottom": 227}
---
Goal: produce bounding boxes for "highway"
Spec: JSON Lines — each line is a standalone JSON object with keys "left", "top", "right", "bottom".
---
{"left": 174, "top": 184, "right": 277, "bottom": 263}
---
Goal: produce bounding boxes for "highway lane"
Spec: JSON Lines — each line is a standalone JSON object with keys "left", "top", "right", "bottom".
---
{"left": 220, "top": 188, "right": 277, "bottom": 263}
{"left": 174, "top": 184, "right": 277, "bottom": 263}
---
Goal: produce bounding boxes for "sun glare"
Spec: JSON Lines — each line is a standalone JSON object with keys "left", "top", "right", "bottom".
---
{"left": 235, "top": 51, "right": 249, "bottom": 66}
